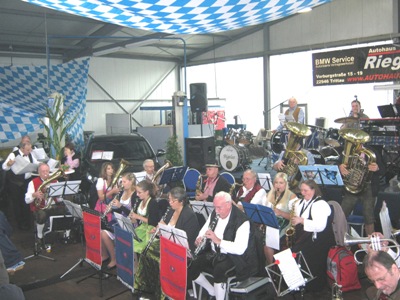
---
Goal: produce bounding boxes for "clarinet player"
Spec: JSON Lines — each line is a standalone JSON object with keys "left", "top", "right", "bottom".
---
{"left": 188, "top": 191, "right": 259, "bottom": 300}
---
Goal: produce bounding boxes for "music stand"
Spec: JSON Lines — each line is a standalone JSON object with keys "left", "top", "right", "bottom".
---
{"left": 114, "top": 212, "right": 142, "bottom": 242}
{"left": 63, "top": 200, "right": 84, "bottom": 245}
{"left": 61, "top": 207, "right": 114, "bottom": 297}
{"left": 158, "top": 166, "right": 188, "bottom": 185}
{"left": 265, "top": 249, "right": 315, "bottom": 297}
{"left": 189, "top": 201, "right": 214, "bottom": 221}
{"left": 159, "top": 224, "right": 191, "bottom": 257}
{"left": 378, "top": 104, "right": 396, "bottom": 118}
{"left": 257, "top": 173, "right": 272, "bottom": 191}
{"left": 242, "top": 202, "right": 279, "bottom": 229}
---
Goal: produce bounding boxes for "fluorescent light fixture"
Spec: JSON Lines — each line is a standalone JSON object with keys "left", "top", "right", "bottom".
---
{"left": 93, "top": 46, "right": 124, "bottom": 57}
{"left": 373, "top": 84, "right": 400, "bottom": 90}
{"left": 298, "top": 7, "right": 312, "bottom": 13}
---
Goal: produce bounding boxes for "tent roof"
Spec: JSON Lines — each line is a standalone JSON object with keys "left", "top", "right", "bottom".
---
{"left": 0, "top": 0, "right": 330, "bottom": 64}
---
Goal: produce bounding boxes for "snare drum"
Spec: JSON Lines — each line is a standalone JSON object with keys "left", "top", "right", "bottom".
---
{"left": 325, "top": 128, "right": 343, "bottom": 147}
{"left": 319, "top": 146, "right": 340, "bottom": 165}
{"left": 219, "top": 145, "right": 249, "bottom": 171}
{"left": 271, "top": 130, "right": 289, "bottom": 154}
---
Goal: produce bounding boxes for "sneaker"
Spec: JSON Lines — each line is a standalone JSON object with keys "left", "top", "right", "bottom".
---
{"left": 7, "top": 261, "right": 25, "bottom": 274}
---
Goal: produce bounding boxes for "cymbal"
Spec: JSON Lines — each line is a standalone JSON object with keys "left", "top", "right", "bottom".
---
{"left": 334, "top": 116, "right": 358, "bottom": 124}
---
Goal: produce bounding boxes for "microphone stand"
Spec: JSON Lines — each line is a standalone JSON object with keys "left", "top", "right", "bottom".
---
{"left": 263, "top": 99, "right": 289, "bottom": 116}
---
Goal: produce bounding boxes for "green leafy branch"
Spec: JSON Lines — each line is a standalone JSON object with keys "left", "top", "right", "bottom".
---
{"left": 40, "top": 93, "right": 79, "bottom": 160}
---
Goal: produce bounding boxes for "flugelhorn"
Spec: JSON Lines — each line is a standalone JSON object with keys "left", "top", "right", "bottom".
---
{"left": 344, "top": 232, "right": 400, "bottom": 264}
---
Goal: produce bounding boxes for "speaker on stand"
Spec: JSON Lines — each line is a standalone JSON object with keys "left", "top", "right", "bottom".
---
{"left": 185, "top": 136, "right": 215, "bottom": 172}
{"left": 190, "top": 83, "right": 208, "bottom": 131}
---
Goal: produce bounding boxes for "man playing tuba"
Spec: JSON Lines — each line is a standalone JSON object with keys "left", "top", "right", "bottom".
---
{"left": 25, "top": 163, "right": 68, "bottom": 248}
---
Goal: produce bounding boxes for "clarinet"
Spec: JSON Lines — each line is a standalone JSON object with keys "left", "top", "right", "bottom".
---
{"left": 142, "top": 207, "right": 172, "bottom": 256}
{"left": 193, "top": 214, "right": 220, "bottom": 259}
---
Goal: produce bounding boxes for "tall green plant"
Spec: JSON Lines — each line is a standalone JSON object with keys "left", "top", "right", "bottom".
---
{"left": 40, "top": 93, "right": 78, "bottom": 160}
{"left": 165, "top": 134, "right": 183, "bottom": 166}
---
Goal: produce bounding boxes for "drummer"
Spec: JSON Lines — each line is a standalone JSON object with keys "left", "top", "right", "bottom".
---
{"left": 340, "top": 97, "right": 368, "bottom": 129}
{"left": 276, "top": 97, "right": 305, "bottom": 132}
{"left": 195, "top": 161, "right": 231, "bottom": 202}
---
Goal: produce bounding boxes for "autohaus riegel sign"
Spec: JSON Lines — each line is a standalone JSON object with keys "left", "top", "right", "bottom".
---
{"left": 312, "top": 46, "right": 400, "bottom": 86}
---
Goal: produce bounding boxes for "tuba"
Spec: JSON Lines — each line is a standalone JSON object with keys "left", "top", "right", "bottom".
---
{"left": 339, "top": 129, "right": 376, "bottom": 194}
{"left": 282, "top": 122, "right": 311, "bottom": 188}
{"left": 152, "top": 160, "right": 173, "bottom": 184}
{"left": 35, "top": 169, "right": 65, "bottom": 210}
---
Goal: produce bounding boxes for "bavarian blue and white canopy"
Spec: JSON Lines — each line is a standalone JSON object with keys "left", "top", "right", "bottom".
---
{"left": 24, "top": 0, "right": 330, "bottom": 34}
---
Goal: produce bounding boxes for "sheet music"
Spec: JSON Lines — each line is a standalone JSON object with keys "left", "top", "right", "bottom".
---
{"left": 47, "top": 158, "right": 60, "bottom": 171}
{"left": 114, "top": 212, "right": 136, "bottom": 234}
{"left": 266, "top": 226, "right": 280, "bottom": 250}
{"left": 274, "top": 249, "right": 306, "bottom": 291}
{"left": 63, "top": 199, "right": 83, "bottom": 219}
{"left": 257, "top": 173, "right": 272, "bottom": 191}
{"left": 11, "top": 156, "right": 38, "bottom": 175}
{"left": 32, "top": 148, "right": 49, "bottom": 162}
{"left": 189, "top": 201, "right": 214, "bottom": 220}
{"left": 298, "top": 165, "right": 344, "bottom": 186}
{"left": 380, "top": 201, "right": 392, "bottom": 238}
{"left": 91, "top": 150, "right": 114, "bottom": 160}
{"left": 134, "top": 171, "right": 147, "bottom": 183}
{"left": 159, "top": 223, "right": 191, "bottom": 257}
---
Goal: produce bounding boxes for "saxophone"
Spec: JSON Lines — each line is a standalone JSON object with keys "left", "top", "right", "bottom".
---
{"left": 34, "top": 169, "right": 65, "bottom": 210}
{"left": 339, "top": 128, "right": 376, "bottom": 194}
{"left": 193, "top": 214, "right": 220, "bottom": 259}
{"left": 195, "top": 174, "right": 204, "bottom": 196}
{"left": 285, "top": 198, "right": 300, "bottom": 248}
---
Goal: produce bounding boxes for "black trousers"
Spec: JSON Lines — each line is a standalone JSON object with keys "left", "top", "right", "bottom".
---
{"left": 7, "top": 181, "right": 30, "bottom": 228}
{"left": 188, "top": 251, "right": 235, "bottom": 284}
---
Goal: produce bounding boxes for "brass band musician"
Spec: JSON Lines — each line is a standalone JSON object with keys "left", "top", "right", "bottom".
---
{"left": 25, "top": 163, "right": 67, "bottom": 248}
{"left": 236, "top": 169, "right": 266, "bottom": 208}
{"left": 289, "top": 180, "right": 335, "bottom": 293}
{"left": 263, "top": 172, "right": 298, "bottom": 264}
{"left": 276, "top": 97, "right": 305, "bottom": 131}
{"left": 195, "top": 162, "right": 231, "bottom": 202}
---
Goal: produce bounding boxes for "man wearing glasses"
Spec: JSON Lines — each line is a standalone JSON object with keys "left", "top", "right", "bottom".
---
{"left": 364, "top": 251, "right": 400, "bottom": 300}
{"left": 235, "top": 169, "right": 266, "bottom": 209}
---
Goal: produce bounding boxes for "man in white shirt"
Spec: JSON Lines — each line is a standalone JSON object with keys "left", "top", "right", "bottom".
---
{"left": 276, "top": 97, "right": 305, "bottom": 132}
{"left": 2, "top": 142, "right": 38, "bottom": 230}
{"left": 189, "top": 192, "right": 259, "bottom": 300}
{"left": 236, "top": 169, "right": 266, "bottom": 208}
{"left": 143, "top": 159, "right": 155, "bottom": 181}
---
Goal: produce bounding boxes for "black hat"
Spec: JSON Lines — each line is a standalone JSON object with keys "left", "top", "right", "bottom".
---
{"left": 205, "top": 160, "right": 219, "bottom": 168}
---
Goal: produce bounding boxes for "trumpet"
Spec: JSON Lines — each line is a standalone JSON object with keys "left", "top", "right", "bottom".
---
{"left": 142, "top": 207, "right": 172, "bottom": 256}
{"left": 344, "top": 232, "right": 400, "bottom": 264}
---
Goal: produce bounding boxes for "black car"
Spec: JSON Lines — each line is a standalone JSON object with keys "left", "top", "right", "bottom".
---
{"left": 80, "top": 133, "right": 164, "bottom": 197}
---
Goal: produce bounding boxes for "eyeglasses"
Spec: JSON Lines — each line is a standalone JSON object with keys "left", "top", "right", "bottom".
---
{"left": 369, "top": 269, "right": 390, "bottom": 285}
{"left": 168, "top": 198, "right": 178, "bottom": 203}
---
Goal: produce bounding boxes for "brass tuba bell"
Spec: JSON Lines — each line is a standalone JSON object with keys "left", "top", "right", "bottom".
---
{"left": 110, "top": 159, "right": 132, "bottom": 189}
{"left": 339, "top": 128, "right": 376, "bottom": 194}
{"left": 281, "top": 122, "right": 311, "bottom": 188}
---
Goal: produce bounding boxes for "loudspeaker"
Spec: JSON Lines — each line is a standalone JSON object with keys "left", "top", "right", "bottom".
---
{"left": 190, "top": 83, "right": 207, "bottom": 112}
{"left": 186, "top": 136, "right": 215, "bottom": 171}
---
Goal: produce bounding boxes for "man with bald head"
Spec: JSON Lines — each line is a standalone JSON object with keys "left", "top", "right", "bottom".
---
{"left": 276, "top": 97, "right": 305, "bottom": 131}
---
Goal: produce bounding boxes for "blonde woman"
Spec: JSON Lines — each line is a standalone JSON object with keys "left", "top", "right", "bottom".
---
{"left": 101, "top": 172, "right": 138, "bottom": 269}
{"left": 264, "top": 172, "right": 298, "bottom": 264}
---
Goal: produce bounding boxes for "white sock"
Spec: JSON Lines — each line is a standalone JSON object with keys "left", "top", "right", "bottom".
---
{"left": 37, "top": 224, "right": 45, "bottom": 238}
{"left": 194, "top": 273, "right": 215, "bottom": 296}
{"left": 214, "top": 282, "right": 226, "bottom": 300}
{"left": 65, "top": 230, "right": 71, "bottom": 237}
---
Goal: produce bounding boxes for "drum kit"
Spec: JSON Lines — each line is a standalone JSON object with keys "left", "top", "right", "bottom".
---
{"left": 221, "top": 128, "right": 253, "bottom": 171}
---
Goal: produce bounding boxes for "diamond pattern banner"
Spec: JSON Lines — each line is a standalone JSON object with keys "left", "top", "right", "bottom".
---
{"left": 24, "top": 0, "right": 330, "bottom": 34}
{"left": 0, "top": 58, "right": 89, "bottom": 151}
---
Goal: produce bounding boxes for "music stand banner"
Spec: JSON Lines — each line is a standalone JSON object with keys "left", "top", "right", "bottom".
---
{"left": 298, "top": 165, "right": 343, "bottom": 186}
{"left": 115, "top": 226, "right": 135, "bottom": 292}
{"left": 83, "top": 211, "right": 102, "bottom": 269}
{"left": 160, "top": 236, "right": 187, "bottom": 300}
